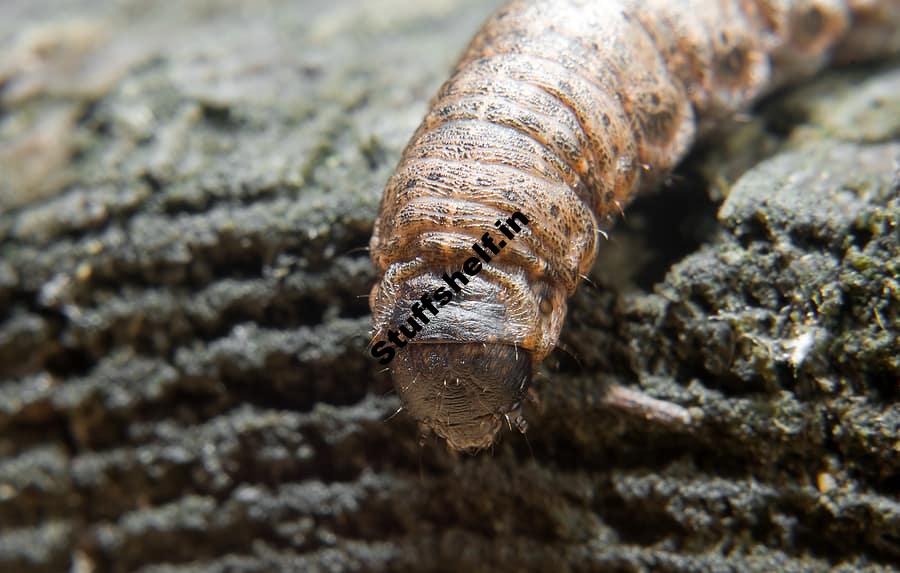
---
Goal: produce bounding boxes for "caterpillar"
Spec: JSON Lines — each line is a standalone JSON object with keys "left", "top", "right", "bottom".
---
{"left": 368, "top": 0, "right": 900, "bottom": 451}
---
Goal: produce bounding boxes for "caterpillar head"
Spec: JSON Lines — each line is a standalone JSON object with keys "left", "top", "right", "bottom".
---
{"left": 391, "top": 342, "right": 531, "bottom": 452}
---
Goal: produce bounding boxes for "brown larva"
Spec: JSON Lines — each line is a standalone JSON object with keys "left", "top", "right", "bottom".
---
{"left": 368, "top": 0, "right": 900, "bottom": 451}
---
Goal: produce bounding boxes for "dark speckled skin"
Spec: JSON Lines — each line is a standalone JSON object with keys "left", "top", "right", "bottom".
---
{"left": 392, "top": 343, "right": 531, "bottom": 451}
{"left": 369, "top": 0, "right": 900, "bottom": 450}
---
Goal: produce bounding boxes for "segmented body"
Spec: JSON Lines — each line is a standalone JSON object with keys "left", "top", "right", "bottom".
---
{"left": 368, "top": 0, "right": 900, "bottom": 450}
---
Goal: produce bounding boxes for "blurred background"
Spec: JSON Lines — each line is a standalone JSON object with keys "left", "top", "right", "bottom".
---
{"left": 1, "top": 1, "right": 898, "bottom": 572}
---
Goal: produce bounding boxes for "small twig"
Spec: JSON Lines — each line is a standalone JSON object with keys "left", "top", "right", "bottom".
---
{"left": 601, "top": 384, "right": 693, "bottom": 426}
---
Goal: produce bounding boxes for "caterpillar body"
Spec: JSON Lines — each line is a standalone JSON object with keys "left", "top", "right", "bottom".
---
{"left": 368, "top": 0, "right": 900, "bottom": 451}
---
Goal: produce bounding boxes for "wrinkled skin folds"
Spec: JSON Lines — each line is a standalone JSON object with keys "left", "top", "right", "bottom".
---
{"left": 369, "top": 0, "right": 900, "bottom": 450}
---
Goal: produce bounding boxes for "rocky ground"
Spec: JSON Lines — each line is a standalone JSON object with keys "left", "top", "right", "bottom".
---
{"left": 0, "top": 1, "right": 897, "bottom": 572}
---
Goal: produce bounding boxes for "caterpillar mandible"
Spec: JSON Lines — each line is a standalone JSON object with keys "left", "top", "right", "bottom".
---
{"left": 368, "top": 0, "right": 900, "bottom": 451}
